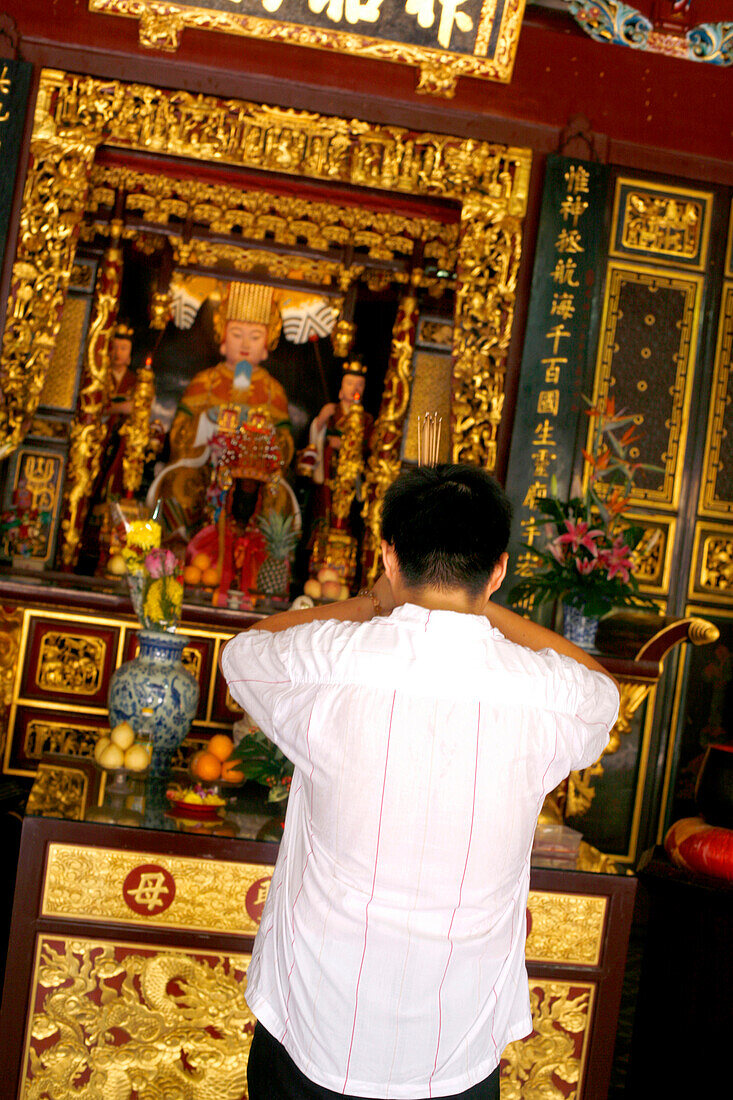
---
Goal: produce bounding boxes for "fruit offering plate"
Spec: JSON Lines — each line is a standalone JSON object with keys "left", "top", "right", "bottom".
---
{"left": 97, "top": 765, "right": 150, "bottom": 786}
{"left": 165, "top": 783, "right": 227, "bottom": 818}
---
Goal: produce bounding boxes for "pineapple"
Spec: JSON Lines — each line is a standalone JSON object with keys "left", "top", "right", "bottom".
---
{"left": 256, "top": 512, "right": 299, "bottom": 596}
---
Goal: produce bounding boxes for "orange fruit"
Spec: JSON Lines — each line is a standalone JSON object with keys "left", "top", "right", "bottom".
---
{"left": 208, "top": 733, "right": 234, "bottom": 762}
{"left": 192, "top": 552, "right": 212, "bottom": 571}
{"left": 183, "top": 565, "right": 201, "bottom": 585}
{"left": 221, "top": 759, "right": 245, "bottom": 783}
{"left": 201, "top": 566, "right": 220, "bottom": 586}
{"left": 191, "top": 750, "right": 221, "bottom": 781}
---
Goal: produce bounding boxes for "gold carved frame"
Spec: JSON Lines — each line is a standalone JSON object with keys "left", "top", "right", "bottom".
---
{"left": 88, "top": 0, "right": 527, "bottom": 97}
{"left": 0, "top": 68, "right": 530, "bottom": 564}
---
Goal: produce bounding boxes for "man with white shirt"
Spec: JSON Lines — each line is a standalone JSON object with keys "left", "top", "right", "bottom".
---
{"left": 222, "top": 464, "right": 619, "bottom": 1100}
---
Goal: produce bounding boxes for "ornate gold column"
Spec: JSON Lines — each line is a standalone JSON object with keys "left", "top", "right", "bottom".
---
{"left": 121, "top": 361, "right": 155, "bottom": 496}
{"left": 360, "top": 274, "right": 420, "bottom": 588}
{"left": 451, "top": 197, "right": 523, "bottom": 471}
{"left": 0, "top": 71, "right": 99, "bottom": 461}
{"left": 60, "top": 224, "right": 124, "bottom": 567}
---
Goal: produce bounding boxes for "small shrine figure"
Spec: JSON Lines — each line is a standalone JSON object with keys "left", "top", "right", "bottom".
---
{"left": 148, "top": 282, "right": 293, "bottom": 530}
{"left": 298, "top": 358, "right": 373, "bottom": 597}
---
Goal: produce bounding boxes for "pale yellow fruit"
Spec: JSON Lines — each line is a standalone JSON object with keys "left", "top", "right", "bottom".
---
{"left": 110, "top": 722, "right": 135, "bottom": 751}
{"left": 321, "top": 579, "right": 342, "bottom": 601}
{"left": 303, "top": 578, "right": 322, "bottom": 599}
{"left": 99, "top": 742, "right": 125, "bottom": 769}
{"left": 94, "top": 736, "right": 111, "bottom": 763}
{"left": 317, "top": 567, "right": 339, "bottom": 584}
{"left": 339, "top": 585, "right": 350, "bottom": 600}
{"left": 106, "top": 554, "right": 127, "bottom": 576}
{"left": 124, "top": 743, "right": 150, "bottom": 772}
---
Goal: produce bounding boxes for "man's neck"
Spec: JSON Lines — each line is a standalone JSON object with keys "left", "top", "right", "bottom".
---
{"left": 394, "top": 585, "right": 487, "bottom": 616}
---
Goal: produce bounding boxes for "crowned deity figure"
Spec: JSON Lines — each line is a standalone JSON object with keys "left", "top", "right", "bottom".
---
{"left": 148, "top": 281, "right": 294, "bottom": 529}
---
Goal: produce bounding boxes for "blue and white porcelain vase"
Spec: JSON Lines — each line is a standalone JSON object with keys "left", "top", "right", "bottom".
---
{"left": 108, "top": 630, "right": 199, "bottom": 777}
{"left": 562, "top": 605, "right": 601, "bottom": 650}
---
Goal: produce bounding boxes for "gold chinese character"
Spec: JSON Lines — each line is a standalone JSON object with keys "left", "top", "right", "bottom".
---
{"left": 564, "top": 165, "right": 590, "bottom": 194}
{"left": 0, "top": 110, "right": 9, "bottom": 124}
{"left": 297, "top": 0, "right": 383, "bottom": 23}
{"left": 0, "top": 64, "right": 11, "bottom": 95}
{"left": 125, "top": 872, "right": 171, "bottom": 912}
{"left": 533, "top": 419, "right": 557, "bottom": 446}
{"left": 531, "top": 448, "right": 556, "bottom": 477}
{"left": 555, "top": 229, "right": 584, "bottom": 254}
{"left": 559, "top": 195, "right": 589, "bottom": 226}
{"left": 520, "top": 518, "right": 542, "bottom": 546}
{"left": 551, "top": 259, "right": 579, "bottom": 286}
{"left": 405, "top": 0, "right": 474, "bottom": 48}
{"left": 253, "top": 881, "right": 270, "bottom": 907}
{"left": 537, "top": 389, "right": 560, "bottom": 416}
{"left": 541, "top": 357, "right": 566, "bottom": 383}
{"left": 550, "top": 292, "right": 575, "bottom": 320}
{"left": 522, "top": 480, "right": 548, "bottom": 510}
{"left": 515, "top": 551, "right": 539, "bottom": 578}
{"left": 544, "top": 323, "right": 571, "bottom": 355}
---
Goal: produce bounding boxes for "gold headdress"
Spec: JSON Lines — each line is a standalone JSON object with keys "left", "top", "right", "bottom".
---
{"left": 342, "top": 357, "right": 367, "bottom": 377}
{"left": 215, "top": 281, "right": 282, "bottom": 349}
{"left": 112, "top": 322, "right": 135, "bottom": 341}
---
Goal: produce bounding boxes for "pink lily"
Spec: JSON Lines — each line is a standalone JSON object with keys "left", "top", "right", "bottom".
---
{"left": 601, "top": 538, "right": 633, "bottom": 583}
{"left": 575, "top": 558, "right": 597, "bottom": 575}
{"left": 557, "top": 519, "right": 604, "bottom": 556}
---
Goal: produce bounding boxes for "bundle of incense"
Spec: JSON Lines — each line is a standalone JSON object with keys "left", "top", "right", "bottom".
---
{"left": 416, "top": 412, "right": 442, "bottom": 468}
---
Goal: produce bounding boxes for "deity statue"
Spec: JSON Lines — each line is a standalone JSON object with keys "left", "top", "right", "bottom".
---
{"left": 147, "top": 281, "right": 294, "bottom": 529}
{"left": 148, "top": 282, "right": 299, "bottom": 604}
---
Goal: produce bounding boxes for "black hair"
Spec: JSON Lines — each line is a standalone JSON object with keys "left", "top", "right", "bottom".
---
{"left": 380, "top": 464, "right": 512, "bottom": 596}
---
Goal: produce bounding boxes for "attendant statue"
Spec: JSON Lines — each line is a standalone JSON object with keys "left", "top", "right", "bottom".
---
{"left": 298, "top": 358, "right": 373, "bottom": 593}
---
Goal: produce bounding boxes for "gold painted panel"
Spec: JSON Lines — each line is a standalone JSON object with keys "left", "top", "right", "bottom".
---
{"left": 403, "top": 349, "right": 453, "bottom": 464}
{"left": 590, "top": 263, "right": 702, "bottom": 509}
{"left": 610, "top": 177, "right": 712, "bottom": 270}
{"left": 88, "top": 0, "right": 528, "bottom": 95}
{"left": 689, "top": 521, "right": 733, "bottom": 605}
{"left": 526, "top": 892, "right": 606, "bottom": 967}
{"left": 501, "top": 979, "right": 595, "bottom": 1098}
{"left": 36, "top": 631, "right": 107, "bottom": 694}
{"left": 25, "top": 763, "right": 90, "bottom": 819}
{"left": 39, "top": 294, "right": 87, "bottom": 411}
{"left": 23, "top": 716, "right": 102, "bottom": 761}
{"left": 626, "top": 512, "right": 676, "bottom": 595}
{"left": 21, "top": 935, "right": 253, "bottom": 1100}
{"left": 700, "top": 282, "right": 733, "bottom": 518}
{"left": 42, "top": 842, "right": 275, "bottom": 934}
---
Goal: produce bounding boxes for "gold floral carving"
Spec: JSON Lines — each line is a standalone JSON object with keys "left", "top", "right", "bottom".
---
{"left": 171, "top": 234, "right": 347, "bottom": 285}
{"left": 451, "top": 199, "right": 524, "bottom": 469}
{"left": 24, "top": 718, "right": 101, "bottom": 760}
{"left": 700, "top": 534, "right": 733, "bottom": 593}
{"left": 361, "top": 279, "right": 420, "bottom": 588}
{"left": 42, "top": 843, "right": 275, "bottom": 934}
{"left": 60, "top": 228, "right": 123, "bottom": 566}
{"left": 87, "top": 0, "right": 527, "bottom": 94}
{"left": 25, "top": 764, "right": 90, "bottom": 819}
{"left": 0, "top": 607, "right": 23, "bottom": 761}
{"left": 621, "top": 191, "right": 705, "bottom": 261}
{"left": 22, "top": 936, "right": 254, "bottom": 1100}
{"left": 121, "top": 362, "right": 156, "bottom": 494}
{"left": 36, "top": 632, "right": 107, "bottom": 694}
{"left": 526, "top": 892, "right": 607, "bottom": 966}
{"left": 0, "top": 77, "right": 97, "bottom": 461}
{"left": 501, "top": 981, "right": 594, "bottom": 1099}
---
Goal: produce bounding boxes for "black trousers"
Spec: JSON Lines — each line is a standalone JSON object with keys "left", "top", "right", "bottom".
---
{"left": 247, "top": 1021, "right": 501, "bottom": 1100}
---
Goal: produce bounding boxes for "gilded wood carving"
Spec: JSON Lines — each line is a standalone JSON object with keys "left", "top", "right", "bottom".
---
{"left": 0, "top": 68, "right": 530, "bottom": 571}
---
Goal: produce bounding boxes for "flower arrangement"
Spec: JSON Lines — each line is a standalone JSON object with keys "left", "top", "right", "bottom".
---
{"left": 123, "top": 520, "right": 184, "bottom": 632}
{"left": 509, "top": 397, "right": 659, "bottom": 620}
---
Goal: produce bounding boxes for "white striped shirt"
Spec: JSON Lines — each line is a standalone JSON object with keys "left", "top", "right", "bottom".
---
{"left": 223, "top": 604, "right": 618, "bottom": 1098}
